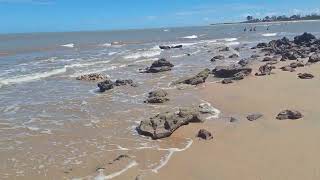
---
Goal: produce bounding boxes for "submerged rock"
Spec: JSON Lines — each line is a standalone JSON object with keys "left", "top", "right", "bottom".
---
{"left": 262, "top": 57, "right": 277, "bottom": 62}
{"left": 173, "top": 69, "right": 210, "bottom": 85}
{"left": 211, "top": 55, "right": 225, "bottom": 61}
{"left": 220, "top": 47, "right": 230, "bottom": 52}
{"left": 238, "top": 58, "right": 249, "bottom": 67}
{"left": 298, "top": 73, "right": 314, "bottom": 79}
{"left": 97, "top": 79, "right": 136, "bottom": 92}
{"left": 229, "top": 54, "right": 239, "bottom": 58}
{"left": 144, "top": 58, "right": 174, "bottom": 73}
{"left": 98, "top": 79, "right": 114, "bottom": 92}
{"left": 137, "top": 107, "right": 204, "bottom": 139}
{"left": 197, "top": 129, "right": 213, "bottom": 140}
{"left": 144, "top": 89, "right": 169, "bottom": 104}
{"left": 76, "top": 73, "right": 108, "bottom": 81}
{"left": 276, "top": 110, "right": 303, "bottom": 120}
{"left": 159, "top": 45, "right": 183, "bottom": 50}
{"left": 280, "top": 66, "right": 295, "bottom": 72}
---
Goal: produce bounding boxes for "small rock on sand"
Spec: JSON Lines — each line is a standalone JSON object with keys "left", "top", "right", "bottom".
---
{"left": 197, "top": 129, "right": 213, "bottom": 140}
{"left": 276, "top": 110, "right": 303, "bottom": 120}
{"left": 247, "top": 113, "right": 263, "bottom": 121}
{"left": 76, "top": 73, "right": 108, "bottom": 81}
{"left": 298, "top": 73, "right": 314, "bottom": 79}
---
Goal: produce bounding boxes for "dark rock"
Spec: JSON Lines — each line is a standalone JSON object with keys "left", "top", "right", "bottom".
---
{"left": 247, "top": 113, "right": 263, "bottom": 121}
{"left": 255, "top": 64, "right": 273, "bottom": 76}
{"left": 159, "top": 45, "right": 171, "bottom": 50}
{"left": 222, "top": 79, "right": 233, "bottom": 84}
{"left": 298, "top": 73, "right": 314, "bottom": 79}
{"left": 262, "top": 57, "right": 277, "bottom": 62}
{"left": 114, "top": 79, "right": 134, "bottom": 86}
{"left": 251, "top": 54, "right": 260, "bottom": 59}
{"left": 137, "top": 107, "right": 204, "bottom": 139}
{"left": 212, "top": 65, "right": 252, "bottom": 78}
{"left": 98, "top": 79, "right": 114, "bottom": 92}
{"left": 197, "top": 129, "right": 213, "bottom": 140}
{"left": 289, "top": 62, "right": 304, "bottom": 68}
{"left": 257, "top": 42, "right": 268, "bottom": 48}
{"left": 238, "top": 58, "right": 249, "bottom": 67}
{"left": 294, "top": 32, "right": 316, "bottom": 45}
{"left": 283, "top": 51, "right": 299, "bottom": 60}
{"left": 144, "top": 89, "right": 169, "bottom": 104}
{"left": 280, "top": 66, "right": 295, "bottom": 72}
{"left": 171, "top": 45, "right": 183, "bottom": 49}
{"left": 276, "top": 110, "right": 303, "bottom": 120}
{"left": 76, "top": 73, "right": 108, "bottom": 81}
{"left": 230, "top": 117, "right": 238, "bottom": 123}
{"left": 211, "top": 55, "right": 225, "bottom": 61}
{"left": 308, "top": 53, "right": 320, "bottom": 63}
{"left": 145, "top": 58, "right": 174, "bottom": 73}
{"left": 229, "top": 54, "right": 239, "bottom": 58}
{"left": 220, "top": 47, "right": 230, "bottom": 52}
{"left": 173, "top": 69, "right": 210, "bottom": 85}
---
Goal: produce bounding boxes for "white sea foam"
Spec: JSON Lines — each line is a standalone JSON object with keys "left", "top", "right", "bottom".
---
{"left": 152, "top": 139, "right": 193, "bottom": 173}
{"left": 124, "top": 49, "right": 162, "bottom": 60}
{"left": 108, "top": 52, "right": 118, "bottom": 56}
{"left": 182, "top": 35, "right": 198, "bottom": 39}
{"left": 101, "top": 43, "right": 112, "bottom": 47}
{"left": 61, "top": 43, "right": 75, "bottom": 48}
{"left": 225, "top": 42, "right": 240, "bottom": 46}
{"left": 224, "top": 38, "right": 238, "bottom": 42}
{"left": 94, "top": 161, "right": 138, "bottom": 180}
{"left": 262, "top": 33, "right": 277, "bottom": 37}
{"left": 0, "top": 67, "right": 67, "bottom": 87}
{"left": 163, "top": 29, "right": 170, "bottom": 32}
{"left": 134, "top": 58, "right": 158, "bottom": 63}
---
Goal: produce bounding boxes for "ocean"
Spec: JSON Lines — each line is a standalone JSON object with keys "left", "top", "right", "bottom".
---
{"left": 0, "top": 20, "right": 320, "bottom": 179}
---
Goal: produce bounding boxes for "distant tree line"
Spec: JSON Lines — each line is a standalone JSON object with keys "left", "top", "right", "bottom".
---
{"left": 244, "top": 13, "right": 320, "bottom": 23}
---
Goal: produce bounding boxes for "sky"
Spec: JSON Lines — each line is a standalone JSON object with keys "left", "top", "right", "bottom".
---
{"left": 1, "top": 0, "right": 320, "bottom": 33}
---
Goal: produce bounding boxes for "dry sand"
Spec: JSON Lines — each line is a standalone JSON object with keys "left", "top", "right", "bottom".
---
{"left": 136, "top": 61, "right": 320, "bottom": 180}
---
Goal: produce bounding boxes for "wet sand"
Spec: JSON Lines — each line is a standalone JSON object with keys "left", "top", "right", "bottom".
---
{"left": 139, "top": 61, "right": 320, "bottom": 180}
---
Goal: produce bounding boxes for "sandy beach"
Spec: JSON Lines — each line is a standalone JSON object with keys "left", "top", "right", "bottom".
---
{"left": 137, "top": 61, "right": 320, "bottom": 180}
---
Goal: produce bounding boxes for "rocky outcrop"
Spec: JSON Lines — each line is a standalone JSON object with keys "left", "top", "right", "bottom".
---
{"left": 255, "top": 64, "right": 273, "bottom": 76}
{"left": 308, "top": 53, "right": 320, "bottom": 63}
{"left": 97, "top": 79, "right": 136, "bottom": 92}
{"left": 238, "top": 58, "right": 249, "bottom": 67}
{"left": 173, "top": 69, "right": 210, "bottom": 85}
{"left": 137, "top": 107, "right": 204, "bottom": 139}
{"left": 144, "top": 58, "right": 174, "bottom": 73}
{"left": 276, "top": 110, "right": 303, "bottom": 120}
{"left": 212, "top": 65, "right": 252, "bottom": 80}
{"left": 144, "top": 89, "right": 169, "bottom": 104}
{"left": 294, "top": 32, "right": 316, "bottom": 45}
{"left": 197, "top": 129, "right": 213, "bottom": 140}
{"left": 257, "top": 42, "right": 268, "bottom": 48}
{"left": 219, "top": 47, "right": 230, "bottom": 52}
{"left": 76, "top": 73, "right": 108, "bottom": 81}
{"left": 298, "top": 73, "right": 314, "bottom": 79}
{"left": 247, "top": 113, "right": 263, "bottom": 121}
{"left": 280, "top": 66, "right": 295, "bottom": 72}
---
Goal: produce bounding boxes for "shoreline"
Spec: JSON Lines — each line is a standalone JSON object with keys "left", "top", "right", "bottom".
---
{"left": 210, "top": 19, "right": 320, "bottom": 26}
{"left": 140, "top": 61, "right": 320, "bottom": 180}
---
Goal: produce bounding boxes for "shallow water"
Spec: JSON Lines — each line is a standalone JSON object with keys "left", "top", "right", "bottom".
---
{"left": 0, "top": 21, "right": 320, "bottom": 179}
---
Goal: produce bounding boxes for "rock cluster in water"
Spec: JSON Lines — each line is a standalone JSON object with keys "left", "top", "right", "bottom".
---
{"left": 143, "top": 58, "right": 174, "bottom": 73}
{"left": 76, "top": 73, "right": 108, "bottom": 81}
{"left": 144, "top": 89, "right": 169, "bottom": 104}
{"left": 97, "top": 79, "right": 137, "bottom": 92}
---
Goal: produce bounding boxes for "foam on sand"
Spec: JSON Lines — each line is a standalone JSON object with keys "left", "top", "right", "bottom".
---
{"left": 94, "top": 161, "right": 138, "bottom": 180}
{"left": 262, "top": 33, "right": 277, "bottom": 37}
{"left": 61, "top": 43, "right": 75, "bottom": 48}
{"left": 182, "top": 35, "right": 198, "bottom": 39}
{"left": 152, "top": 139, "right": 193, "bottom": 173}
